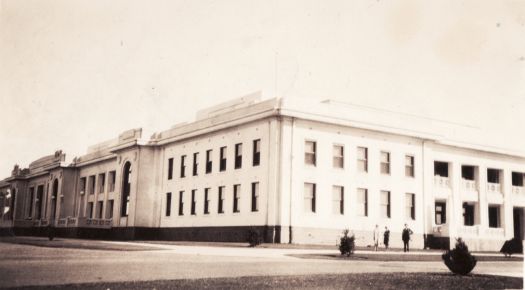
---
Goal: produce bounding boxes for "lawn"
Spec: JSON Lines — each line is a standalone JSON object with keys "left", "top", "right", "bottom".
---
{"left": 9, "top": 273, "right": 522, "bottom": 290}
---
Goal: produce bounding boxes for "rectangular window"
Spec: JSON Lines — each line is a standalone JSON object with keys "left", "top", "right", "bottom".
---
{"left": 88, "top": 175, "right": 96, "bottom": 194}
{"left": 253, "top": 139, "right": 261, "bottom": 166}
{"left": 332, "top": 186, "right": 344, "bottom": 215}
{"left": 235, "top": 143, "right": 243, "bottom": 169}
{"left": 180, "top": 155, "right": 186, "bottom": 178}
{"left": 97, "top": 201, "right": 104, "bottom": 218}
{"left": 233, "top": 184, "right": 241, "bottom": 213}
{"left": 380, "top": 151, "right": 390, "bottom": 175}
{"left": 204, "top": 188, "right": 210, "bottom": 214}
{"left": 304, "top": 141, "right": 316, "bottom": 166}
{"left": 193, "top": 153, "right": 199, "bottom": 176}
{"left": 304, "top": 183, "right": 316, "bottom": 213}
{"left": 461, "top": 165, "right": 475, "bottom": 180}
{"left": 380, "top": 190, "right": 391, "bottom": 218}
{"left": 108, "top": 171, "right": 116, "bottom": 192}
{"left": 178, "top": 191, "right": 184, "bottom": 216}
{"left": 357, "top": 147, "right": 368, "bottom": 172}
{"left": 166, "top": 192, "right": 172, "bottom": 217}
{"left": 487, "top": 169, "right": 500, "bottom": 184}
{"left": 168, "top": 158, "right": 174, "bottom": 180}
{"left": 35, "top": 185, "right": 43, "bottom": 220}
{"left": 406, "top": 193, "right": 415, "bottom": 220}
{"left": 357, "top": 188, "right": 368, "bottom": 216}
{"left": 488, "top": 205, "right": 500, "bottom": 228}
{"left": 220, "top": 147, "right": 227, "bottom": 171}
{"left": 28, "top": 187, "right": 35, "bottom": 217}
{"left": 98, "top": 173, "right": 106, "bottom": 193}
{"left": 87, "top": 202, "right": 94, "bottom": 218}
{"left": 106, "top": 200, "right": 114, "bottom": 219}
{"left": 79, "top": 177, "right": 86, "bottom": 195}
{"left": 435, "top": 201, "right": 446, "bottom": 225}
{"left": 405, "top": 155, "right": 415, "bottom": 177}
{"left": 218, "top": 186, "right": 225, "bottom": 213}
{"left": 251, "top": 182, "right": 259, "bottom": 212}
{"left": 206, "top": 150, "right": 212, "bottom": 174}
{"left": 463, "top": 203, "right": 475, "bottom": 226}
{"left": 512, "top": 172, "right": 524, "bottom": 186}
{"left": 434, "top": 161, "right": 449, "bottom": 177}
{"left": 191, "top": 189, "right": 197, "bottom": 215}
{"left": 333, "top": 145, "right": 344, "bottom": 169}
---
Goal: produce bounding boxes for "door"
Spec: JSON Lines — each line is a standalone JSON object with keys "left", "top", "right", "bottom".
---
{"left": 514, "top": 208, "right": 524, "bottom": 240}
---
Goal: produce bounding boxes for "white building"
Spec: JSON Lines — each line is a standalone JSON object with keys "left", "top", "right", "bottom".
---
{"left": 1, "top": 93, "right": 524, "bottom": 251}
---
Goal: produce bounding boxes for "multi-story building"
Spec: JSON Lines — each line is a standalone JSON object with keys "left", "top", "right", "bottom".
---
{"left": 1, "top": 93, "right": 524, "bottom": 251}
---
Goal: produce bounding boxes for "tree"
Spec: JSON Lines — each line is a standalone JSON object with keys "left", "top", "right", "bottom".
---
{"left": 338, "top": 229, "right": 355, "bottom": 256}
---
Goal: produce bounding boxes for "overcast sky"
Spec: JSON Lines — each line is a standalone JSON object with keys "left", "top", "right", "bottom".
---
{"left": 1, "top": 0, "right": 524, "bottom": 177}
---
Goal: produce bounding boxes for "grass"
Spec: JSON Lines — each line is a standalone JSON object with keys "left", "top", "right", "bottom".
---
{"left": 8, "top": 273, "right": 523, "bottom": 290}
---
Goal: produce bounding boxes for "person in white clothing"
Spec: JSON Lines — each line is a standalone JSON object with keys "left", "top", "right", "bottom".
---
{"left": 373, "top": 224, "right": 380, "bottom": 251}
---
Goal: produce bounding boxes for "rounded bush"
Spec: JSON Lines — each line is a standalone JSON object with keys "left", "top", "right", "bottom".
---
{"left": 442, "top": 238, "right": 477, "bottom": 275}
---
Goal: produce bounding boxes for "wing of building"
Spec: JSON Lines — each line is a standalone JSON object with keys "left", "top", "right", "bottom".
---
{"left": 1, "top": 93, "right": 524, "bottom": 251}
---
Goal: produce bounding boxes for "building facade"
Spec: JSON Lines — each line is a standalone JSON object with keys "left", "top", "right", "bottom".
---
{"left": 1, "top": 94, "right": 524, "bottom": 251}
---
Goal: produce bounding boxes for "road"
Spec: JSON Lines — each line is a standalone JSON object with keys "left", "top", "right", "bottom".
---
{"left": 0, "top": 239, "right": 522, "bottom": 288}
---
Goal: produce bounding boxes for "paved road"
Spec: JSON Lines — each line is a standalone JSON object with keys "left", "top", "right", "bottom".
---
{"left": 0, "top": 240, "right": 522, "bottom": 288}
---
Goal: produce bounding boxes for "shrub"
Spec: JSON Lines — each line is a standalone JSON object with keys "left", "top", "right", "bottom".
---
{"left": 338, "top": 229, "right": 355, "bottom": 256}
{"left": 442, "top": 238, "right": 477, "bottom": 275}
{"left": 500, "top": 237, "right": 523, "bottom": 257}
{"left": 247, "top": 228, "right": 262, "bottom": 247}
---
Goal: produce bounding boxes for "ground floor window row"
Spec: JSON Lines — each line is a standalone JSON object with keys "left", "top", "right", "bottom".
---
{"left": 24, "top": 184, "right": 67, "bottom": 220}
{"left": 85, "top": 200, "right": 115, "bottom": 219}
{"left": 165, "top": 182, "right": 260, "bottom": 217}
{"left": 303, "top": 183, "right": 416, "bottom": 220}
{"left": 434, "top": 201, "right": 506, "bottom": 228}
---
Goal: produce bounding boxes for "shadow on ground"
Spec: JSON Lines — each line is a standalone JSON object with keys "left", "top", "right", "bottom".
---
{"left": 288, "top": 253, "right": 523, "bottom": 262}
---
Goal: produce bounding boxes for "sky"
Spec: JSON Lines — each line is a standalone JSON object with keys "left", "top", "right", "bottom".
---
{"left": 1, "top": 0, "right": 524, "bottom": 177}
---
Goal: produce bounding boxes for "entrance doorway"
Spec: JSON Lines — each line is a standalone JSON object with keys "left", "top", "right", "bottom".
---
{"left": 514, "top": 207, "right": 524, "bottom": 240}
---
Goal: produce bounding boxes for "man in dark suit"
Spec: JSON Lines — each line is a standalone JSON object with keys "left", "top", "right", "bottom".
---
{"left": 402, "top": 223, "right": 413, "bottom": 252}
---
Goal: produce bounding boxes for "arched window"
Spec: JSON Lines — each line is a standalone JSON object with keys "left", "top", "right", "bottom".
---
{"left": 121, "top": 162, "right": 132, "bottom": 217}
{"left": 51, "top": 179, "right": 59, "bottom": 219}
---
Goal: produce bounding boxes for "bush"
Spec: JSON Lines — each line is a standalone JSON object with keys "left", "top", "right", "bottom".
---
{"left": 500, "top": 237, "right": 523, "bottom": 257}
{"left": 442, "top": 238, "right": 477, "bottom": 275}
{"left": 338, "top": 229, "right": 355, "bottom": 256}
{"left": 247, "top": 228, "right": 262, "bottom": 247}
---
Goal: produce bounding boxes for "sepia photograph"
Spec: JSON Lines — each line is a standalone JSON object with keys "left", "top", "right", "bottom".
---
{"left": 0, "top": 0, "right": 524, "bottom": 289}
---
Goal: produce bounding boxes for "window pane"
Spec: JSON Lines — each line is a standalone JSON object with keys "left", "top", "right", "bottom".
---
{"left": 305, "top": 141, "right": 315, "bottom": 153}
{"left": 380, "top": 152, "right": 389, "bottom": 163}
{"left": 380, "top": 191, "right": 389, "bottom": 204}
{"left": 357, "top": 147, "right": 366, "bottom": 159}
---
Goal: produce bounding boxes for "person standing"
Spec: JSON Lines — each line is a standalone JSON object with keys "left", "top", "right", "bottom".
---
{"left": 402, "top": 223, "right": 413, "bottom": 252}
{"left": 373, "top": 224, "right": 380, "bottom": 251}
{"left": 383, "top": 226, "right": 390, "bottom": 250}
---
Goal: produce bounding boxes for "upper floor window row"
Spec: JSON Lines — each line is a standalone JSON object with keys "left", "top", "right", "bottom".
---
{"left": 80, "top": 170, "right": 116, "bottom": 195}
{"left": 304, "top": 141, "right": 414, "bottom": 177}
{"left": 172, "top": 139, "right": 262, "bottom": 179}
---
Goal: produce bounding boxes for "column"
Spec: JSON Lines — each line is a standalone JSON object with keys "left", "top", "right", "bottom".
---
{"left": 502, "top": 169, "right": 513, "bottom": 240}
{"left": 449, "top": 161, "right": 462, "bottom": 240}
{"left": 478, "top": 166, "right": 488, "bottom": 230}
